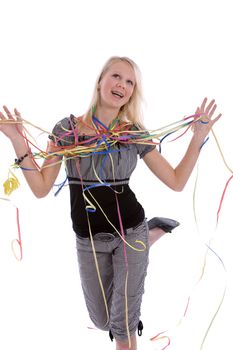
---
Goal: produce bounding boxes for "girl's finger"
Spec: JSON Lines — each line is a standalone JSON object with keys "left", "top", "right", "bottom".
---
{"left": 3, "top": 106, "right": 14, "bottom": 119}
{"left": 0, "top": 112, "right": 6, "bottom": 120}
{"left": 208, "top": 104, "right": 217, "bottom": 118}
{"left": 205, "top": 99, "right": 215, "bottom": 114}
{"left": 200, "top": 97, "right": 208, "bottom": 111}
{"left": 14, "top": 108, "right": 22, "bottom": 119}
{"left": 212, "top": 113, "right": 222, "bottom": 124}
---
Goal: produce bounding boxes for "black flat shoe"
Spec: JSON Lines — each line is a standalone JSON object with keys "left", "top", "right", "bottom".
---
{"left": 147, "top": 217, "right": 180, "bottom": 233}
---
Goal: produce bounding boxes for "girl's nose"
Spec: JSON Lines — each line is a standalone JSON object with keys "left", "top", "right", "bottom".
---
{"left": 116, "top": 81, "right": 126, "bottom": 89}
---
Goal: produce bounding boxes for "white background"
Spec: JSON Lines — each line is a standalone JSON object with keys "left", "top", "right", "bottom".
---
{"left": 0, "top": 0, "right": 232, "bottom": 349}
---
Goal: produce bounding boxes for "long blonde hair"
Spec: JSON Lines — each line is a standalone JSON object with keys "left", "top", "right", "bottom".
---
{"left": 83, "top": 56, "right": 145, "bottom": 128}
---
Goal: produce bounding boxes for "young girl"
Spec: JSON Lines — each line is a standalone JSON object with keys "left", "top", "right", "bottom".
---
{"left": 0, "top": 56, "right": 221, "bottom": 349}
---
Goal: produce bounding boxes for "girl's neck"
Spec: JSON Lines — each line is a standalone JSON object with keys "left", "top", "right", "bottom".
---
{"left": 94, "top": 106, "right": 120, "bottom": 127}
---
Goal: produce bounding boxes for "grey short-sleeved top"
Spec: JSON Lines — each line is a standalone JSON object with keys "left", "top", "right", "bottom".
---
{"left": 49, "top": 115, "right": 156, "bottom": 236}
{"left": 50, "top": 115, "right": 156, "bottom": 185}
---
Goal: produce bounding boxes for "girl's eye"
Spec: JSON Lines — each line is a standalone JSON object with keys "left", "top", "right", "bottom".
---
{"left": 112, "top": 74, "right": 134, "bottom": 86}
{"left": 127, "top": 80, "right": 134, "bottom": 86}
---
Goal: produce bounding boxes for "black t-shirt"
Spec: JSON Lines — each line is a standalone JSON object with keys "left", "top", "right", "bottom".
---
{"left": 69, "top": 179, "right": 145, "bottom": 236}
{"left": 50, "top": 115, "right": 156, "bottom": 237}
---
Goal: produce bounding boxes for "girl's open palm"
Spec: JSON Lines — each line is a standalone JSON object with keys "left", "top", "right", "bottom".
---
{"left": 0, "top": 106, "right": 23, "bottom": 141}
{"left": 192, "top": 97, "right": 222, "bottom": 140}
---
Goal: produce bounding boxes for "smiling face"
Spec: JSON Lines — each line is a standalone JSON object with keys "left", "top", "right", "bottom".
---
{"left": 85, "top": 56, "right": 143, "bottom": 127}
{"left": 97, "top": 60, "right": 136, "bottom": 114}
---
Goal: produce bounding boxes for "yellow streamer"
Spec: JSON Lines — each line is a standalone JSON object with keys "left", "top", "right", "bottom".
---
{"left": 3, "top": 170, "right": 20, "bottom": 195}
{"left": 86, "top": 215, "right": 110, "bottom": 327}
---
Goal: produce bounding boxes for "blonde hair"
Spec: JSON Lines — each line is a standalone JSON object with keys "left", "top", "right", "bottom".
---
{"left": 83, "top": 56, "right": 145, "bottom": 128}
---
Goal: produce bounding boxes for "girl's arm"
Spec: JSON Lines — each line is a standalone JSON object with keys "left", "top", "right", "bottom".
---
{"left": 0, "top": 106, "right": 62, "bottom": 198}
{"left": 143, "top": 98, "right": 222, "bottom": 191}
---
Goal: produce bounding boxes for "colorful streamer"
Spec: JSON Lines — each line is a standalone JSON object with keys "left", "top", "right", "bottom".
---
{"left": 0, "top": 111, "right": 231, "bottom": 349}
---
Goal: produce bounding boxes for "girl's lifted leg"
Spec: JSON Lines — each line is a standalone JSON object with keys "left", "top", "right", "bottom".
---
{"left": 148, "top": 217, "right": 180, "bottom": 246}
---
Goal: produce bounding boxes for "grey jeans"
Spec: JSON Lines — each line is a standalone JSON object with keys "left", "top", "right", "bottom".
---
{"left": 76, "top": 219, "right": 149, "bottom": 341}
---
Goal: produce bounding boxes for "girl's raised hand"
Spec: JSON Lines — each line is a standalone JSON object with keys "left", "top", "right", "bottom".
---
{"left": 192, "top": 97, "right": 222, "bottom": 141}
{"left": 0, "top": 106, "right": 23, "bottom": 141}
